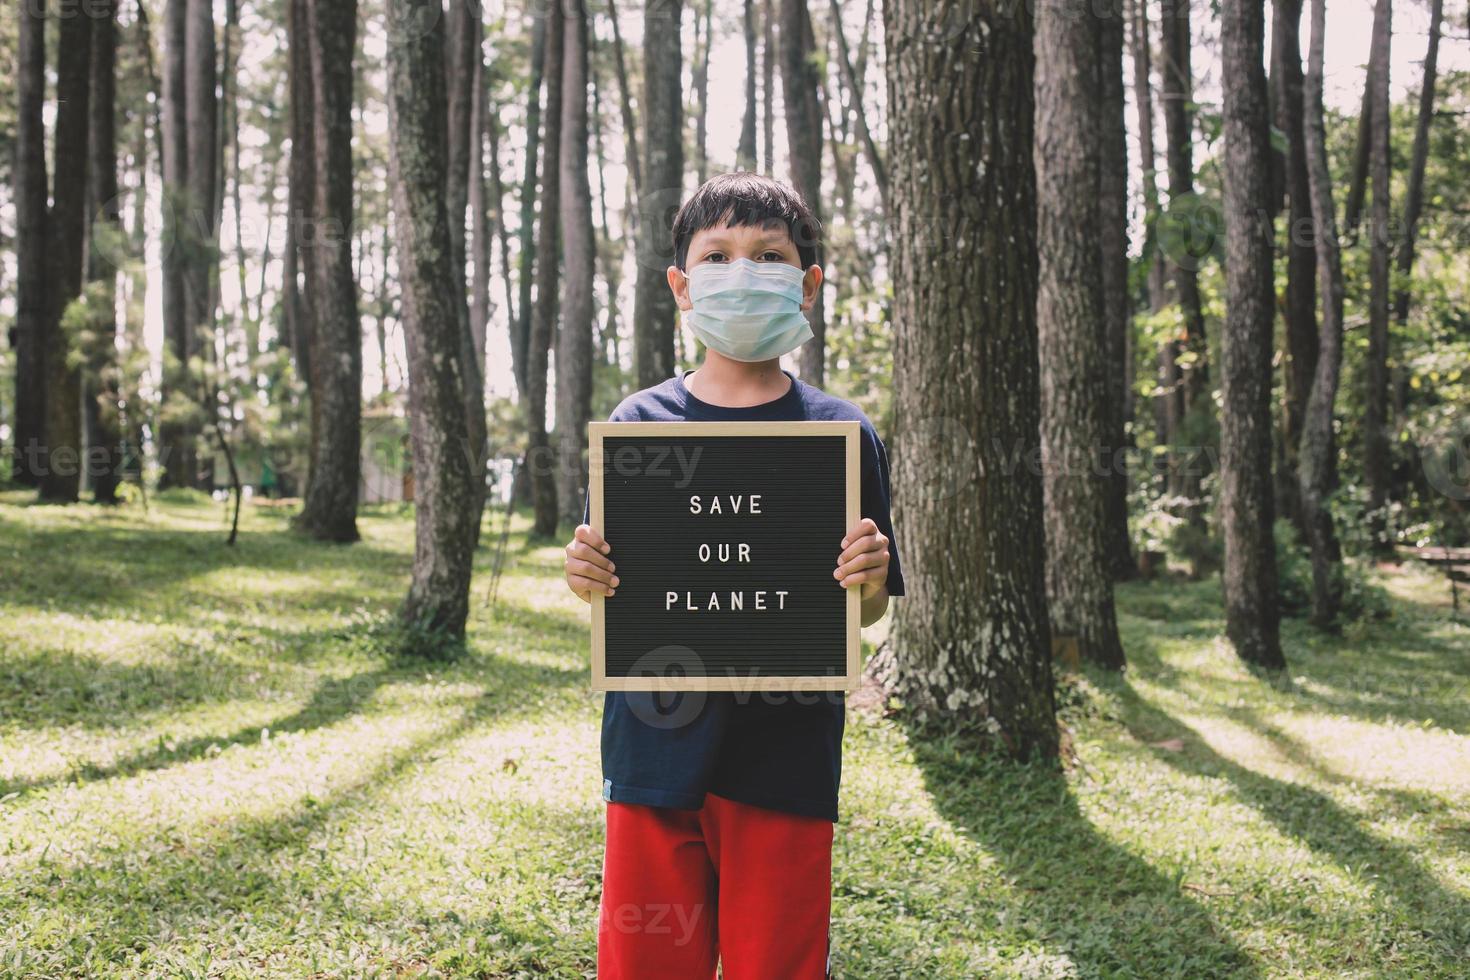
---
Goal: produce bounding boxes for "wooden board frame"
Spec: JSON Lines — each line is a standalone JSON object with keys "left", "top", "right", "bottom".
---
{"left": 588, "top": 420, "right": 861, "bottom": 692}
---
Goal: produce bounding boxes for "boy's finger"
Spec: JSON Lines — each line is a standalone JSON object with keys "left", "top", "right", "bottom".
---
{"left": 568, "top": 574, "right": 615, "bottom": 599}
{"left": 833, "top": 549, "right": 888, "bottom": 580}
{"left": 840, "top": 518, "right": 878, "bottom": 549}
{"left": 566, "top": 540, "right": 615, "bottom": 571}
{"left": 566, "top": 557, "right": 620, "bottom": 587}
{"left": 837, "top": 531, "right": 887, "bottom": 566}
{"left": 838, "top": 567, "right": 886, "bottom": 589}
{"left": 575, "top": 523, "right": 612, "bottom": 554}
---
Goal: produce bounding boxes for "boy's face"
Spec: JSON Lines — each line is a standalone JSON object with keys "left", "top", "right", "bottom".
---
{"left": 667, "top": 220, "right": 824, "bottom": 313}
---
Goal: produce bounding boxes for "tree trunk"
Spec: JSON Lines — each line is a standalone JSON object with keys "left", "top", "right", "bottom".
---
{"left": 183, "top": 0, "right": 218, "bottom": 436}
{"left": 386, "top": 0, "right": 481, "bottom": 639}
{"left": 779, "top": 0, "right": 826, "bottom": 385}
{"left": 632, "top": 0, "right": 684, "bottom": 389}
{"left": 294, "top": 0, "right": 362, "bottom": 543}
{"left": 557, "top": 0, "right": 596, "bottom": 530}
{"left": 1299, "top": 0, "right": 1346, "bottom": 628}
{"left": 529, "top": 0, "right": 566, "bottom": 538}
{"left": 1160, "top": 0, "right": 1210, "bottom": 531}
{"left": 693, "top": 0, "right": 713, "bottom": 185}
{"left": 159, "top": 0, "right": 194, "bottom": 489}
{"left": 13, "top": 1, "right": 47, "bottom": 487}
{"left": 738, "top": 0, "right": 759, "bottom": 170}
{"left": 885, "top": 0, "right": 1057, "bottom": 756}
{"left": 605, "top": 0, "right": 641, "bottom": 198}
{"left": 830, "top": 0, "right": 886, "bottom": 209}
{"left": 445, "top": 0, "right": 487, "bottom": 539}
{"left": 39, "top": 6, "right": 93, "bottom": 503}
{"left": 1393, "top": 0, "right": 1440, "bottom": 329}
{"left": 1219, "top": 0, "right": 1285, "bottom": 669}
{"left": 1272, "top": 0, "right": 1317, "bottom": 532}
{"left": 1363, "top": 0, "right": 1392, "bottom": 551}
{"left": 762, "top": 0, "right": 776, "bottom": 174}
{"left": 513, "top": 10, "right": 547, "bottom": 399}
{"left": 1097, "top": 2, "right": 1133, "bottom": 582}
{"left": 1342, "top": 59, "right": 1377, "bottom": 240}
{"left": 1036, "top": 0, "right": 1127, "bottom": 670}
{"left": 89, "top": 0, "right": 124, "bottom": 505}
{"left": 470, "top": 23, "right": 491, "bottom": 371}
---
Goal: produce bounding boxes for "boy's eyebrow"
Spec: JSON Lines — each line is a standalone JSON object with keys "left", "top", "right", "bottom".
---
{"left": 695, "top": 226, "right": 794, "bottom": 249}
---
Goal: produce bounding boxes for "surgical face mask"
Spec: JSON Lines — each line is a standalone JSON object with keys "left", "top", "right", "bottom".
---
{"left": 684, "top": 258, "right": 814, "bottom": 363}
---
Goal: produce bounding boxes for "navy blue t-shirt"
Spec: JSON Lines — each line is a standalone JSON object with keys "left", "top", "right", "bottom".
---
{"left": 586, "top": 369, "right": 904, "bottom": 822}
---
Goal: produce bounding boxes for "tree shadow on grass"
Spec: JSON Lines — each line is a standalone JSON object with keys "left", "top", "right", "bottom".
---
{"left": 6, "top": 682, "right": 598, "bottom": 975}
{"left": 1109, "top": 680, "right": 1470, "bottom": 965}
{"left": 904, "top": 722, "right": 1263, "bottom": 978}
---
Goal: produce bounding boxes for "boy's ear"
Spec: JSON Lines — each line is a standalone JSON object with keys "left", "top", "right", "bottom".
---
{"left": 666, "top": 265, "right": 693, "bottom": 311}
{"left": 800, "top": 264, "right": 824, "bottom": 311}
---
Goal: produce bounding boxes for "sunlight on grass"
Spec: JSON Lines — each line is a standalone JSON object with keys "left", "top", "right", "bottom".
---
{"left": 2, "top": 494, "right": 1467, "bottom": 977}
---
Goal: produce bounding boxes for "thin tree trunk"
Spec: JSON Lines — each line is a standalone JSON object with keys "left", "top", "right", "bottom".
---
{"left": 632, "top": 0, "right": 684, "bottom": 389}
{"left": 1097, "top": 1, "right": 1133, "bottom": 581}
{"left": 295, "top": 0, "right": 362, "bottom": 543}
{"left": 1342, "top": 60, "right": 1376, "bottom": 240}
{"left": 1219, "top": 0, "right": 1285, "bottom": 669}
{"left": 40, "top": 6, "right": 94, "bottom": 503}
{"left": 1299, "top": 0, "right": 1346, "bottom": 628}
{"left": 829, "top": 0, "right": 886, "bottom": 208}
{"left": 557, "top": 0, "right": 596, "bottom": 530}
{"left": 1364, "top": 0, "right": 1392, "bottom": 551}
{"left": 1393, "top": 0, "right": 1441, "bottom": 328}
{"left": 470, "top": 23, "right": 491, "bottom": 371}
{"left": 694, "top": 0, "right": 713, "bottom": 185}
{"left": 780, "top": 0, "right": 826, "bottom": 385}
{"left": 1272, "top": 0, "right": 1317, "bottom": 532}
{"left": 1160, "top": 0, "right": 1209, "bottom": 535}
{"left": 159, "top": 0, "right": 194, "bottom": 489}
{"left": 738, "top": 0, "right": 759, "bottom": 170}
{"left": 484, "top": 82, "right": 516, "bottom": 335}
{"left": 605, "top": 0, "right": 641, "bottom": 196}
{"left": 528, "top": 0, "right": 566, "bottom": 538}
{"left": 386, "top": 0, "right": 481, "bottom": 639}
{"left": 886, "top": 0, "right": 1057, "bottom": 755}
{"left": 762, "top": 0, "right": 776, "bottom": 174}
{"left": 1036, "top": 0, "right": 1127, "bottom": 670}
{"left": 12, "top": 1, "right": 47, "bottom": 487}
{"left": 183, "top": 0, "right": 218, "bottom": 477}
{"left": 514, "top": 10, "right": 547, "bottom": 399}
{"left": 1130, "top": 0, "right": 1166, "bottom": 313}
{"left": 89, "top": 0, "right": 124, "bottom": 505}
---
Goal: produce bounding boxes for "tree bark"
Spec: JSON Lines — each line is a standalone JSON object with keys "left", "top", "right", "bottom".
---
{"left": 605, "top": 0, "right": 642, "bottom": 196}
{"left": 632, "top": 0, "right": 684, "bottom": 389}
{"left": 1219, "top": 0, "right": 1285, "bottom": 669}
{"left": 557, "top": 0, "right": 596, "bottom": 530}
{"left": 1299, "top": 0, "right": 1346, "bottom": 628}
{"left": 762, "top": 0, "right": 776, "bottom": 174}
{"left": 386, "top": 0, "right": 481, "bottom": 639}
{"left": 513, "top": 10, "right": 547, "bottom": 399}
{"left": 528, "top": 0, "right": 566, "bottom": 537}
{"left": 1035, "top": 0, "right": 1127, "bottom": 670}
{"left": 830, "top": 0, "right": 886, "bottom": 209}
{"left": 1393, "top": 0, "right": 1441, "bottom": 327}
{"left": 780, "top": 0, "right": 826, "bottom": 385}
{"left": 1272, "top": 0, "right": 1317, "bottom": 532}
{"left": 294, "top": 0, "right": 362, "bottom": 543}
{"left": 1364, "top": 0, "right": 1392, "bottom": 550}
{"left": 183, "top": 0, "right": 217, "bottom": 413}
{"left": 1097, "top": 1, "right": 1133, "bottom": 581}
{"left": 13, "top": 1, "right": 47, "bottom": 487}
{"left": 1160, "top": 0, "right": 1210, "bottom": 529}
{"left": 885, "top": 0, "right": 1057, "bottom": 756}
{"left": 159, "top": 0, "right": 194, "bottom": 489}
{"left": 89, "top": 0, "right": 124, "bottom": 505}
{"left": 470, "top": 22, "right": 491, "bottom": 371}
{"left": 39, "top": 5, "right": 93, "bottom": 503}
{"left": 693, "top": 0, "right": 713, "bottom": 185}
{"left": 738, "top": 0, "right": 759, "bottom": 170}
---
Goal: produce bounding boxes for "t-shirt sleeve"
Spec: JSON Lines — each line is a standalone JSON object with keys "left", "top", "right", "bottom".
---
{"left": 860, "top": 421, "right": 905, "bottom": 597}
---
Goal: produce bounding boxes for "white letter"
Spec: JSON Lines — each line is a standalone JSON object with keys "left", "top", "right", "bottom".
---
{"left": 666, "top": 591, "right": 678, "bottom": 610}
{"left": 698, "top": 543, "right": 710, "bottom": 562}
{"left": 754, "top": 590, "right": 766, "bottom": 610}
{"left": 776, "top": 590, "right": 789, "bottom": 610}
{"left": 750, "top": 494, "right": 761, "bottom": 514}
{"left": 738, "top": 543, "right": 751, "bottom": 562}
{"left": 689, "top": 495, "right": 702, "bottom": 515}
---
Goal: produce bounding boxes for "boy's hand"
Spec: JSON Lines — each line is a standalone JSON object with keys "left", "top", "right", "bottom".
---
{"left": 835, "top": 518, "right": 889, "bottom": 599}
{"left": 565, "top": 524, "right": 618, "bottom": 602}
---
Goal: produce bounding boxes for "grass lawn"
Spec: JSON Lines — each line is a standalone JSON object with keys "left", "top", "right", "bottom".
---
{"left": 1, "top": 491, "right": 1467, "bottom": 978}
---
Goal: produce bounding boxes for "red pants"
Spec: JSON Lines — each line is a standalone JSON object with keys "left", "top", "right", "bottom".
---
{"left": 597, "top": 793, "right": 834, "bottom": 978}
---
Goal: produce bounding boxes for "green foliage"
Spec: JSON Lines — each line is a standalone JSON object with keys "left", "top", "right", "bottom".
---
{"left": 1274, "top": 519, "right": 1393, "bottom": 624}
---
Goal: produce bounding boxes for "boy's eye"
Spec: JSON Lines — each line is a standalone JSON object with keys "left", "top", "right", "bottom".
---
{"left": 759, "top": 251, "right": 786, "bottom": 262}
{"left": 704, "top": 252, "right": 728, "bottom": 263}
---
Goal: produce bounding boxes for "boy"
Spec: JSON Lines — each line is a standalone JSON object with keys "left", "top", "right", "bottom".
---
{"left": 564, "top": 172, "right": 904, "bottom": 978}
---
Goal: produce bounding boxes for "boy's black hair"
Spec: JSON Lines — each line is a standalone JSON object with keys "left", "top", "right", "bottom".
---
{"left": 671, "top": 172, "right": 823, "bottom": 270}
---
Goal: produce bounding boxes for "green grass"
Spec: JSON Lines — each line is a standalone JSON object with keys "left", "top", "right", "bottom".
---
{"left": 1, "top": 492, "right": 1467, "bottom": 978}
